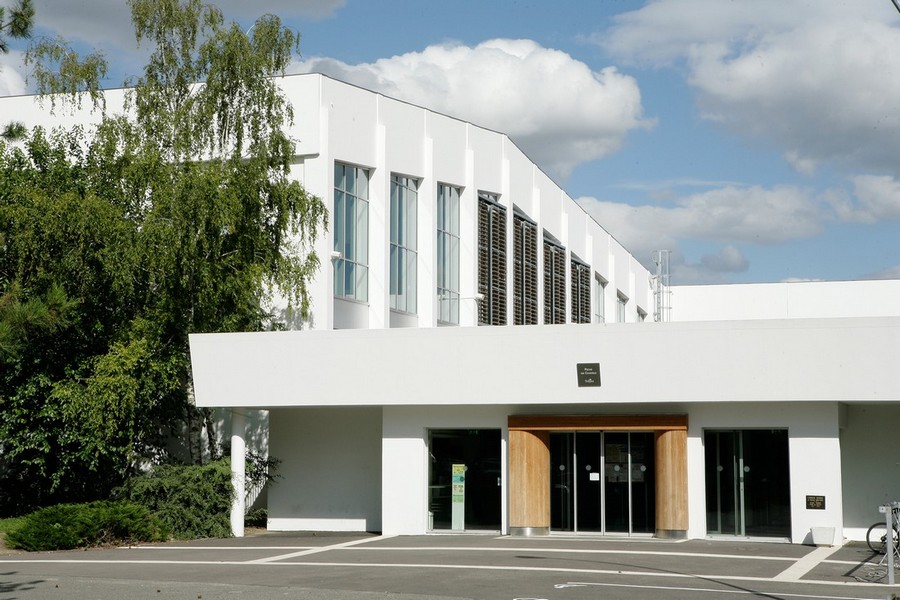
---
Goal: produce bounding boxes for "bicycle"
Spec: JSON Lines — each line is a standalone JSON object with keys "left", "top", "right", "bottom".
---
{"left": 866, "top": 502, "right": 900, "bottom": 555}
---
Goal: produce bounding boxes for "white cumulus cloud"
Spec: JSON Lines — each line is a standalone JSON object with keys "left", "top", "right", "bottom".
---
{"left": 0, "top": 51, "right": 26, "bottom": 97}
{"left": 841, "top": 174, "right": 900, "bottom": 223}
{"left": 293, "top": 39, "right": 654, "bottom": 180}
{"left": 577, "top": 184, "right": 831, "bottom": 283}
{"left": 701, "top": 245, "right": 749, "bottom": 274}
{"left": 597, "top": 0, "right": 900, "bottom": 178}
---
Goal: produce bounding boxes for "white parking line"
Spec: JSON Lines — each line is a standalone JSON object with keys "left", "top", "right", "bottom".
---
{"left": 128, "top": 546, "right": 315, "bottom": 550}
{"left": 246, "top": 534, "right": 396, "bottom": 563}
{"left": 345, "top": 546, "right": 797, "bottom": 562}
{"left": 774, "top": 545, "right": 842, "bottom": 581}
{"left": 555, "top": 580, "right": 878, "bottom": 599}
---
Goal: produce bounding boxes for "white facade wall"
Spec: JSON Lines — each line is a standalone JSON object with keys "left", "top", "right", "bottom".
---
{"left": 671, "top": 280, "right": 900, "bottom": 322}
{"left": 191, "top": 319, "right": 900, "bottom": 409}
{"left": 268, "top": 406, "right": 382, "bottom": 532}
{"left": 301, "top": 75, "right": 653, "bottom": 330}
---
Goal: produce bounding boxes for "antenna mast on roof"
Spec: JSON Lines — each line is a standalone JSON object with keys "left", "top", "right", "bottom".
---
{"left": 652, "top": 250, "right": 671, "bottom": 323}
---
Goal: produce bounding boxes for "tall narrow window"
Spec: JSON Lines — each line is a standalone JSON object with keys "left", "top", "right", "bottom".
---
{"left": 477, "top": 192, "right": 507, "bottom": 326}
{"left": 390, "top": 174, "right": 418, "bottom": 313}
{"left": 437, "top": 183, "right": 460, "bottom": 325}
{"left": 513, "top": 208, "right": 538, "bottom": 325}
{"left": 594, "top": 274, "right": 607, "bottom": 324}
{"left": 570, "top": 256, "right": 591, "bottom": 324}
{"left": 543, "top": 233, "right": 566, "bottom": 324}
{"left": 333, "top": 163, "right": 369, "bottom": 303}
{"left": 616, "top": 292, "right": 628, "bottom": 323}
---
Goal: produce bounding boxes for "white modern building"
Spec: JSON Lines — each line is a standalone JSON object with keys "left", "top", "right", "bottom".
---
{"left": 7, "top": 73, "right": 900, "bottom": 544}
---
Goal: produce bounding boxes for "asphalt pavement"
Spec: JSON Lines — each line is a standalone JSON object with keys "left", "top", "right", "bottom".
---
{"left": 1, "top": 531, "right": 898, "bottom": 600}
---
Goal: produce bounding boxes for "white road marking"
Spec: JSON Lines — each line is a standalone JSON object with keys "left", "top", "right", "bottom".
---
{"left": 245, "top": 534, "right": 395, "bottom": 563}
{"left": 774, "top": 545, "right": 843, "bottom": 581}
{"left": 554, "top": 580, "right": 879, "bottom": 599}
{"left": 344, "top": 546, "right": 797, "bottom": 562}
{"left": 127, "top": 546, "right": 316, "bottom": 550}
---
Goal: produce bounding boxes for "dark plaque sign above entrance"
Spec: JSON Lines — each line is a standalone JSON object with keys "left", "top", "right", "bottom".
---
{"left": 577, "top": 363, "right": 601, "bottom": 387}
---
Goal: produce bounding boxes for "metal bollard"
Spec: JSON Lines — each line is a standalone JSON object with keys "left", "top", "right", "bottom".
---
{"left": 879, "top": 503, "right": 896, "bottom": 585}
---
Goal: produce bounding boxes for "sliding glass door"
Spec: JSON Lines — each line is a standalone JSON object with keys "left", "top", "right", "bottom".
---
{"left": 705, "top": 429, "right": 791, "bottom": 538}
{"left": 550, "top": 431, "right": 655, "bottom": 535}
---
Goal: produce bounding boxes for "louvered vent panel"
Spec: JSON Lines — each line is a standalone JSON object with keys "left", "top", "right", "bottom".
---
{"left": 478, "top": 196, "right": 507, "bottom": 325}
{"left": 490, "top": 205, "right": 507, "bottom": 325}
{"left": 571, "top": 260, "right": 591, "bottom": 324}
{"left": 543, "top": 240, "right": 566, "bottom": 324}
{"left": 477, "top": 199, "right": 490, "bottom": 325}
{"left": 523, "top": 222, "right": 538, "bottom": 325}
{"left": 514, "top": 216, "right": 538, "bottom": 325}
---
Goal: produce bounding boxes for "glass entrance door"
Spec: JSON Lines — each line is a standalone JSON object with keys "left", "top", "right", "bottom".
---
{"left": 428, "top": 429, "right": 501, "bottom": 531}
{"left": 705, "top": 429, "right": 791, "bottom": 538}
{"left": 550, "top": 431, "right": 655, "bottom": 535}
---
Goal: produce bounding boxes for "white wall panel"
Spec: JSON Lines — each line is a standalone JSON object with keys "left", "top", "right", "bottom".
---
{"left": 268, "top": 407, "right": 382, "bottom": 532}
{"left": 672, "top": 280, "right": 900, "bottom": 322}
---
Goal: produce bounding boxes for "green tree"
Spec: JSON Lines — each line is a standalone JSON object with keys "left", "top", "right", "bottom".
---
{"left": 0, "top": 0, "right": 34, "bottom": 140}
{"left": 0, "top": 0, "right": 326, "bottom": 515}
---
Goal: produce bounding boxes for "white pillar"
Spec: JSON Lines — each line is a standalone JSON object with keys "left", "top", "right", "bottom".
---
{"left": 230, "top": 409, "right": 247, "bottom": 537}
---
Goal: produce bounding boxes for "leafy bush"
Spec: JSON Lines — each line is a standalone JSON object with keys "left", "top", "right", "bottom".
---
{"left": 5, "top": 501, "right": 167, "bottom": 551}
{"left": 118, "top": 459, "right": 233, "bottom": 539}
{"left": 245, "top": 507, "right": 267, "bottom": 528}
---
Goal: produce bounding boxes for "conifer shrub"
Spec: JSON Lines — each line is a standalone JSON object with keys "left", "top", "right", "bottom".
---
{"left": 5, "top": 501, "right": 167, "bottom": 551}
{"left": 118, "top": 459, "right": 233, "bottom": 539}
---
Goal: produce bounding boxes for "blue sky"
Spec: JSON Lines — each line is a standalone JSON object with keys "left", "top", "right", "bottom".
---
{"left": 2, "top": 0, "right": 899, "bottom": 285}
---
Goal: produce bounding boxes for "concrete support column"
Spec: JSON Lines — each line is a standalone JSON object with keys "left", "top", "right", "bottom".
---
{"left": 655, "top": 428, "right": 688, "bottom": 538}
{"left": 230, "top": 409, "right": 247, "bottom": 538}
{"left": 508, "top": 429, "right": 550, "bottom": 536}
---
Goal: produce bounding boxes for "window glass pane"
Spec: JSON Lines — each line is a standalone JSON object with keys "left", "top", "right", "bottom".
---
{"left": 357, "top": 199, "right": 368, "bottom": 265}
{"left": 334, "top": 260, "right": 344, "bottom": 296}
{"left": 450, "top": 292, "right": 459, "bottom": 324}
{"left": 358, "top": 168, "right": 368, "bottom": 200}
{"left": 334, "top": 191, "right": 344, "bottom": 253}
{"left": 437, "top": 234, "right": 446, "bottom": 287}
{"left": 334, "top": 163, "right": 369, "bottom": 302}
{"left": 346, "top": 167, "right": 356, "bottom": 196}
{"left": 345, "top": 261, "right": 355, "bottom": 298}
{"left": 398, "top": 188, "right": 406, "bottom": 247}
{"left": 345, "top": 195, "right": 355, "bottom": 260}
{"left": 437, "top": 186, "right": 446, "bottom": 231}
{"left": 450, "top": 187, "right": 459, "bottom": 235}
{"left": 408, "top": 192, "right": 417, "bottom": 252}
{"left": 390, "top": 245, "right": 398, "bottom": 298}
{"left": 439, "top": 293, "right": 448, "bottom": 323}
{"left": 407, "top": 249, "right": 417, "bottom": 313}
{"left": 450, "top": 235, "right": 459, "bottom": 290}
{"left": 358, "top": 265, "right": 368, "bottom": 302}
{"left": 390, "top": 187, "right": 399, "bottom": 245}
